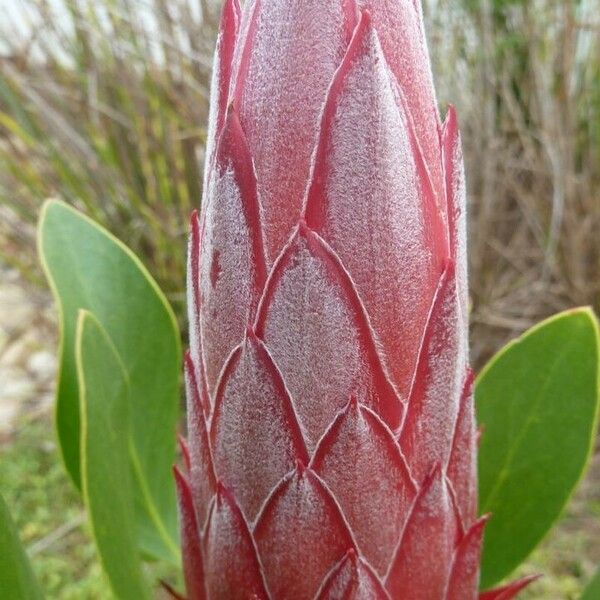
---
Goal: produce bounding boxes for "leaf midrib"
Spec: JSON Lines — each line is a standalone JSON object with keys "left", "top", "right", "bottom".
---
{"left": 480, "top": 332, "right": 577, "bottom": 513}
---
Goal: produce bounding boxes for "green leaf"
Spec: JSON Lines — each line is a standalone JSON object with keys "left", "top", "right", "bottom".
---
{"left": 77, "top": 311, "right": 151, "bottom": 599}
{"left": 581, "top": 566, "right": 600, "bottom": 600}
{"left": 476, "top": 308, "right": 600, "bottom": 588}
{"left": 0, "top": 492, "right": 44, "bottom": 600}
{"left": 38, "top": 199, "right": 181, "bottom": 563}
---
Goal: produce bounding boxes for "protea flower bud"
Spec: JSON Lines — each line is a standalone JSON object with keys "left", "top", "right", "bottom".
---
{"left": 176, "top": 1, "right": 532, "bottom": 598}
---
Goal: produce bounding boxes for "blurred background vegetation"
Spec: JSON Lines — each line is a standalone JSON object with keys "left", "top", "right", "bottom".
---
{"left": 0, "top": 0, "right": 599, "bottom": 598}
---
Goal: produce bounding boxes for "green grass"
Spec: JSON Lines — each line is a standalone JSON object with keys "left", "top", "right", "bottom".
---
{"left": 0, "top": 416, "right": 111, "bottom": 599}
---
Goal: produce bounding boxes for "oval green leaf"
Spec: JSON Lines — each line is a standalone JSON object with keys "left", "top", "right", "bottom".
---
{"left": 0, "top": 493, "right": 44, "bottom": 600}
{"left": 476, "top": 308, "right": 600, "bottom": 588}
{"left": 38, "top": 199, "right": 181, "bottom": 562}
{"left": 581, "top": 566, "right": 600, "bottom": 600}
{"left": 77, "top": 311, "right": 151, "bottom": 599}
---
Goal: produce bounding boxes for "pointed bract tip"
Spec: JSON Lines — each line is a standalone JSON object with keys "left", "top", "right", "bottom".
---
{"left": 227, "top": 99, "right": 238, "bottom": 118}
{"left": 342, "top": 0, "right": 360, "bottom": 38}
{"left": 414, "top": 462, "right": 444, "bottom": 494}
{"left": 347, "top": 395, "right": 359, "bottom": 411}
{"left": 223, "top": 103, "right": 243, "bottom": 134}
{"left": 332, "top": 2, "right": 377, "bottom": 78}
{"left": 245, "top": 325, "right": 258, "bottom": 342}
{"left": 215, "top": 479, "right": 226, "bottom": 498}
{"left": 295, "top": 459, "right": 307, "bottom": 477}
{"left": 297, "top": 218, "right": 310, "bottom": 237}
{"left": 429, "top": 462, "right": 444, "bottom": 480}
{"left": 189, "top": 209, "right": 200, "bottom": 233}
{"left": 442, "top": 257, "right": 456, "bottom": 280}
{"left": 345, "top": 547, "right": 358, "bottom": 563}
{"left": 468, "top": 514, "right": 490, "bottom": 537}
{"left": 463, "top": 368, "right": 475, "bottom": 397}
{"left": 345, "top": 6, "right": 374, "bottom": 54}
{"left": 220, "top": 0, "right": 240, "bottom": 34}
{"left": 173, "top": 464, "right": 188, "bottom": 490}
{"left": 444, "top": 104, "right": 458, "bottom": 128}
{"left": 177, "top": 435, "right": 191, "bottom": 472}
{"left": 454, "top": 514, "right": 489, "bottom": 552}
{"left": 357, "top": 7, "right": 372, "bottom": 29}
{"left": 480, "top": 574, "right": 541, "bottom": 600}
{"left": 222, "top": 0, "right": 240, "bottom": 18}
{"left": 442, "top": 105, "right": 461, "bottom": 154}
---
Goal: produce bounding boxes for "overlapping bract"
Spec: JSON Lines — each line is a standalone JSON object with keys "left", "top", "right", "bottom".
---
{"left": 178, "top": 1, "right": 531, "bottom": 598}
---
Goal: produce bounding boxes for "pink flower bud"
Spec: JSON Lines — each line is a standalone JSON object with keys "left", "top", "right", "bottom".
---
{"left": 178, "top": 2, "right": 533, "bottom": 598}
